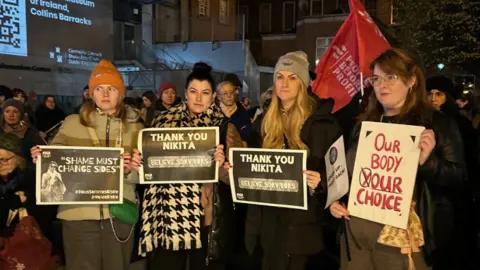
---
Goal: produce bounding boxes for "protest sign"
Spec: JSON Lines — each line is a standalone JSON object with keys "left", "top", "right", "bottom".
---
{"left": 325, "top": 136, "right": 349, "bottom": 209}
{"left": 36, "top": 146, "right": 124, "bottom": 205}
{"left": 139, "top": 127, "right": 219, "bottom": 184}
{"left": 229, "top": 148, "right": 307, "bottom": 210}
{"left": 347, "top": 122, "right": 425, "bottom": 229}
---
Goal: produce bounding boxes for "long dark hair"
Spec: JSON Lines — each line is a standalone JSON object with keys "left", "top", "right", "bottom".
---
{"left": 142, "top": 90, "right": 157, "bottom": 127}
{"left": 360, "top": 48, "right": 432, "bottom": 123}
{"left": 185, "top": 62, "right": 215, "bottom": 91}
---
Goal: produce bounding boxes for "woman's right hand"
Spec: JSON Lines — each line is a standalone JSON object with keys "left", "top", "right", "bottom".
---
{"left": 329, "top": 201, "right": 350, "bottom": 220}
{"left": 30, "top": 146, "right": 42, "bottom": 164}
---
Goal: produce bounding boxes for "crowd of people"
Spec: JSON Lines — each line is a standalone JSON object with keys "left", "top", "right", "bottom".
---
{"left": 0, "top": 47, "right": 479, "bottom": 270}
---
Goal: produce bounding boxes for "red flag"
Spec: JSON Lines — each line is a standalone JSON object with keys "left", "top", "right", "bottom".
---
{"left": 311, "top": 0, "right": 390, "bottom": 113}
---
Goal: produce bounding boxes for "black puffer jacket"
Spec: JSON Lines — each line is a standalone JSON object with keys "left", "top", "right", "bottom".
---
{"left": 244, "top": 97, "right": 342, "bottom": 260}
{"left": 346, "top": 109, "right": 465, "bottom": 264}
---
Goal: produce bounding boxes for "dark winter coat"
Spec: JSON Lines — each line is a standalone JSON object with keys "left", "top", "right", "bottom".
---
{"left": 0, "top": 168, "right": 36, "bottom": 237}
{"left": 35, "top": 105, "right": 66, "bottom": 133}
{"left": 244, "top": 97, "right": 342, "bottom": 261}
{"left": 227, "top": 102, "right": 252, "bottom": 141}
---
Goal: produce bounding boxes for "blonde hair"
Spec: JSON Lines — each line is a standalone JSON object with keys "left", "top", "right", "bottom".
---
{"left": 79, "top": 99, "right": 128, "bottom": 127}
{"left": 262, "top": 83, "right": 316, "bottom": 150}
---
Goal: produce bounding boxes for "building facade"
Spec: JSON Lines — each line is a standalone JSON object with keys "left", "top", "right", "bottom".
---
{"left": 239, "top": 0, "right": 395, "bottom": 68}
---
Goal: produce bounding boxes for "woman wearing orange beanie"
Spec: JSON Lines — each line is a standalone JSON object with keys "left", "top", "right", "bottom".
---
{"left": 31, "top": 59, "right": 144, "bottom": 270}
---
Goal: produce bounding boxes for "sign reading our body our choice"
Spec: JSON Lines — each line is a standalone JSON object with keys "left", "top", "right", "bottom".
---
{"left": 347, "top": 122, "right": 425, "bottom": 229}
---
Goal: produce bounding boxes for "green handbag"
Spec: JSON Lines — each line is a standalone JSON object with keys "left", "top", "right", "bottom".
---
{"left": 109, "top": 198, "right": 139, "bottom": 225}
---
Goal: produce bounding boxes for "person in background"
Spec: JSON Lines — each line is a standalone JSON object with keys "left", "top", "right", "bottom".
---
{"left": 426, "top": 75, "right": 477, "bottom": 267}
{"left": 216, "top": 81, "right": 251, "bottom": 141}
{"left": 138, "top": 62, "right": 243, "bottom": 270}
{"left": 0, "top": 133, "right": 49, "bottom": 237}
{"left": 13, "top": 88, "right": 35, "bottom": 126}
{"left": 140, "top": 91, "right": 159, "bottom": 127}
{"left": 245, "top": 51, "right": 342, "bottom": 270}
{"left": 0, "top": 86, "right": 13, "bottom": 111}
{"left": 30, "top": 59, "right": 144, "bottom": 270}
{"left": 156, "top": 82, "right": 177, "bottom": 112}
{"left": 27, "top": 90, "right": 38, "bottom": 111}
{"left": 35, "top": 96, "right": 66, "bottom": 136}
{"left": 240, "top": 97, "right": 250, "bottom": 111}
{"left": 455, "top": 86, "right": 478, "bottom": 127}
{"left": 0, "top": 99, "right": 44, "bottom": 168}
{"left": 330, "top": 48, "right": 465, "bottom": 270}
{"left": 74, "top": 85, "right": 90, "bottom": 114}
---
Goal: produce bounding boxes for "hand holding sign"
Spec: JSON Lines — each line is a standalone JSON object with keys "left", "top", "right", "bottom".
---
{"left": 214, "top": 145, "right": 226, "bottom": 165}
{"left": 418, "top": 129, "right": 436, "bottom": 166}
{"left": 121, "top": 152, "right": 132, "bottom": 174}
{"left": 304, "top": 170, "right": 321, "bottom": 190}
{"left": 31, "top": 146, "right": 42, "bottom": 164}
{"left": 330, "top": 201, "right": 350, "bottom": 220}
{"left": 130, "top": 149, "right": 142, "bottom": 172}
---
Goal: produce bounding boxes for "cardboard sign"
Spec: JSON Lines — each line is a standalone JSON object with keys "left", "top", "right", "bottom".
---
{"left": 229, "top": 148, "right": 308, "bottom": 210}
{"left": 36, "top": 146, "right": 124, "bottom": 205}
{"left": 347, "top": 122, "right": 424, "bottom": 229}
{"left": 138, "top": 127, "right": 219, "bottom": 184}
{"left": 325, "top": 136, "right": 349, "bottom": 209}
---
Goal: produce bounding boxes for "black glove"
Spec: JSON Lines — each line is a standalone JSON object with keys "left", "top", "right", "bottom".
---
{"left": 6, "top": 193, "right": 23, "bottom": 211}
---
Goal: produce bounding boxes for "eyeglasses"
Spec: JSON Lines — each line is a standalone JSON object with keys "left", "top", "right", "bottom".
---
{"left": 0, "top": 156, "right": 15, "bottom": 164}
{"left": 368, "top": 74, "right": 399, "bottom": 86}
{"left": 218, "top": 92, "right": 237, "bottom": 97}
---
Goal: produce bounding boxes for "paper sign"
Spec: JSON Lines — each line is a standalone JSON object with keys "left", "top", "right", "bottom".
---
{"left": 325, "top": 136, "right": 349, "bottom": 209}
{"left": 347, "top": 122, "right": 425, "bottom": 229}
{"left": 229, "top": 148, "right": 308, "bottom": 210}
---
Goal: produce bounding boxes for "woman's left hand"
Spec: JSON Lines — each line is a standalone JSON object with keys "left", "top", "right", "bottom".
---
{"left": 214, "top": 145, "right": 225, "bottom": 165}
{"left": 121, "top": 152, "right": 132, "bottom": 174}
{"left": 304, "top": 170, "right": 321, "bottom": 190}
{"left": 419, "top": 129, "right": 436, "bottom": 166}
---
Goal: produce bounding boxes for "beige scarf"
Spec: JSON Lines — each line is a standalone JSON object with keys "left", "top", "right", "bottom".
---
{"left": 377, "top": 202, "right": 424, "bottom": 270}
{"left": 220, "top": 102, "right": 238, "bottom": 118}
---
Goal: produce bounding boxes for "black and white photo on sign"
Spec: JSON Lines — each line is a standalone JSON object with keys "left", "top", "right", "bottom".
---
{"left": 138, "top": 127, "right": 219, "bottom": 184}
{"left": 324, "top": 136, "right": 349, "bottom": 209}
{"left": 36, "top": 146, "right": 124, "bottom": 205}
{"left": 229, "top": 148, "right": 308, "bottom": 210}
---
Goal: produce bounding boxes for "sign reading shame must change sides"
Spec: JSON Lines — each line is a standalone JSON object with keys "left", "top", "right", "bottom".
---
{"left": 139, "top": 127, "right": 219, "bottom": 184}
{"left": 229, "top": 148, "right": 307, "bottom": 210}
{"left": 36, "top": 146, "right": 124, "bottom": 205}
{"left": 347, "top": 122, "right": 424, "bottom": 229}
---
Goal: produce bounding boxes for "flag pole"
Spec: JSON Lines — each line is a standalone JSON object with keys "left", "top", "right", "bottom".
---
{"left": 360, "top": 72, "right": 364, "bottom": 97}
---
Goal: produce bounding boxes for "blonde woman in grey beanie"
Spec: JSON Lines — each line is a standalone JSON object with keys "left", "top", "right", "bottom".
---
{"left": 244, "top": 51, "right": 343, "bottom": 270}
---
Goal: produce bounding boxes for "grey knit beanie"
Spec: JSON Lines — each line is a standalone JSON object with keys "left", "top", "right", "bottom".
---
{"left": 2, "top": 99, "right": 25, "bottom": 119}
{"left": 274, "top": 51, "right": 310, "bottom": 87}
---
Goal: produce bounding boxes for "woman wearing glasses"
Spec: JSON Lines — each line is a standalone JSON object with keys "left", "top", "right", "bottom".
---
{"left": 329, "top": 48, "right": 465, "bottom": 270}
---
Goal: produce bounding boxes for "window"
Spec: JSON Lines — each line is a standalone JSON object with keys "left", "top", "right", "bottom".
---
{"left": 239, "top": 5, "right": 249, "bottom": 33}
{"left": 310, "top": 0, "right": 322, "bottom": 16}
{"left": 219, "top": 0, "right": 228, "bottom": 24}
{"left": 259, "top": 3, "right": 272, "bottom": 32}
{"left": 198, "top": 0, "right": 210, "bottom": 17}
{"left": 363, "top": 0, "right": 376, "bottom": 16}
{"left": 337, "top": 0, "right": 349, "bottom": 12}
{"left": 283, "top": 2, "right": 296, "bottom": 31}
{"left": 391, "top": 0, "right": 399, "bottom": 24}
{"left": 315, "top": 37, "right": 333, "bottom": 63}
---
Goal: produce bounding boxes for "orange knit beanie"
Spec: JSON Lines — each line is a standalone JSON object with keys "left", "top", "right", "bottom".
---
{"left": 88, "top": 59, "right": 125, "bottom": 97}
